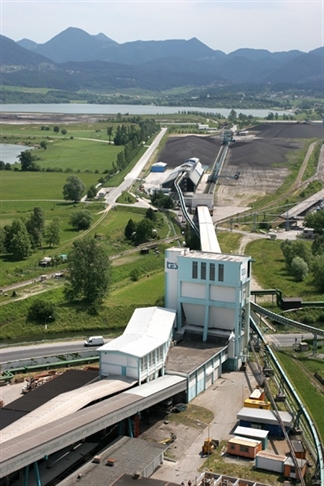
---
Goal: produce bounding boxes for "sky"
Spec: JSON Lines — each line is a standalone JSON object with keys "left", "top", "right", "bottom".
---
{"left": 1, "top": 0, "right": 323, "bottom": 54}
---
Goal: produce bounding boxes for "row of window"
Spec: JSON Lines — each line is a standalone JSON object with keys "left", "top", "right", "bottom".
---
{"left": 192, "top": 261, "right": 224, "bottom": 281}
{"left": 140, "top": 346, "right": 163, "bottom": 371}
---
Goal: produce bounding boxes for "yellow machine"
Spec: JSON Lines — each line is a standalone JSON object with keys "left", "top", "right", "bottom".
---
{"left": 201, "top": 438, "right": 219, "bottom": 455}
{"left": 159, "top": 432, "right": 177, "bottom": 445}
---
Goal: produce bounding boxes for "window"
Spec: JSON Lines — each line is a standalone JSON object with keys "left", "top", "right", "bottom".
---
{"left": 209, "top": 263, "right": 215, "bottom": 281}
{"left": 201, "top": 262, "right": 206, "bottom": 280}
{"left": 192, "top": 261, "right": 198, "bottom": 279}
{"left": 248, "top": 260, "right": 251, "bottom": 278}
{"left": 239, "top": 445, "right": 249, "bottom": 453}
{"left": 218, "top": 263, "right": 224, "bottom": 282}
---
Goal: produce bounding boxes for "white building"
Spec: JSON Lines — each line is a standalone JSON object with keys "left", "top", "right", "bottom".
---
{"left": 99, "top": 307, "right": 176, "bottom": 383}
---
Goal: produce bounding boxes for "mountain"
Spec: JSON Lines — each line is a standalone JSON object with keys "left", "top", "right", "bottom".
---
{"left": 20, "top": 27, "right": 118, "bottom": 63}
{"left": 1, "top": 35, "right": 52, "bottom": 66}
{"left": 3, "top": 29, "right": 323, "bottom": 93}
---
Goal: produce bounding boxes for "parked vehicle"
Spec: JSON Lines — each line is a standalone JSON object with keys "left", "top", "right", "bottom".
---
{"left": 84, "top": 336, "right": 105, "bottom": 347}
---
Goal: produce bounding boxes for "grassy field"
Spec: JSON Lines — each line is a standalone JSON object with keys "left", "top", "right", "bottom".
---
{"left": 0, "top": 201, "right": 178, "bottom": 287}
{"left": 0, "top": 171, "right": 100, "bottom": 200}
{"left": 0, "top": 259, "right": 165, "bottom": 342}
{"left": 276, "top": 350, "right": 324, "bottom": 441}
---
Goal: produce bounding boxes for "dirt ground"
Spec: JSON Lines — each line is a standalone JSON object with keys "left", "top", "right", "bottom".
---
{"left": 158, "top": 122, "right": 323, "bottom": 207}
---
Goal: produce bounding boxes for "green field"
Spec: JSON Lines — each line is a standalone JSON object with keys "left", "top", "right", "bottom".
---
{"left": 276, "top": 351, "right": 324, "bottom": 441}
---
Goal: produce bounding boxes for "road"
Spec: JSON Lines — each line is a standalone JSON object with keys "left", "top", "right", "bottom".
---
{"left": 265, "top": 332, "right": 314, "bottom": 347}
{"left": 0, "top": 341, "right": 92, "bottom": 365}
{"left": 104, "top": 127, "right": 168, "bottom": 207}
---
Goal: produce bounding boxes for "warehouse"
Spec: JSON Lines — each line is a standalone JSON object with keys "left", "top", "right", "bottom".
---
{"left": 237, "top": 407, "right": 294, "bottom": 437}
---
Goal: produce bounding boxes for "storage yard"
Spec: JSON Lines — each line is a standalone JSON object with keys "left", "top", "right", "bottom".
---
{"left": 157, "top": 122, "right": 323, "bottom": 207}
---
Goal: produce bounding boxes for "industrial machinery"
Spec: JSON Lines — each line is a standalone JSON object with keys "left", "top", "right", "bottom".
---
{"left": 159, "top": 432, "right": 177, "bottom": 445}
{"left": 201, "top": 438, "right": 219, "bottom": 455}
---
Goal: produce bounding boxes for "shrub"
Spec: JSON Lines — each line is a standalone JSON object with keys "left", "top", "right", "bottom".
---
{"left": 27, "top": 299, "right": 56, "bottom": 323}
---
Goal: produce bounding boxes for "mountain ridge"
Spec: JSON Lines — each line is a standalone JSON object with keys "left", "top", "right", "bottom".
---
{"left": 1, "top": 28, "right": 323, "bottom": 93}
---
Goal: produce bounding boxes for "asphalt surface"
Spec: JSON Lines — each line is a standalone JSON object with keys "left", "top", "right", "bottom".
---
{"left": 151, "top": 368, "right": 259, "bottom": 484}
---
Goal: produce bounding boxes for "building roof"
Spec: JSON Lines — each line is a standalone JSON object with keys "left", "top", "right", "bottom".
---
{"left": 165, "top": 335, "right": 227, "bottom": 374}
{"left": 152, "top": 162, "right": 167, "bottom": 168}
{"left": 228, "top": 436, "right": 261, "bottom": 447}
{"left": 57, "top": 436, "right": 168, "bottom": 486}
{"left": 99, "top": 307, "right": 176, "bottom": 358}
{"left": 1, "top": 376, "right": 136, "bottom": 443}
{"left": 237, "top": 407, "right": 294, "bottom": 426}
{"left": 162, "top": 157, "right": 204, "bottom": 188}
{"left": 256, "top": 451, "right": 287, "bottom": 462}
{"left": 179, "top": 249, "right": 249, "bottom": 263}
{"left": 234, "top": 426, "right": 269, "bottom": 439}
{"left": 8, "top": 369, "right": 99, "bottom": 412}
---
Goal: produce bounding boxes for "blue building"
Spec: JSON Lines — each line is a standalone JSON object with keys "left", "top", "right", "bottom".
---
{"left": 165, "top": 247, "right": 251, "bottom": 371}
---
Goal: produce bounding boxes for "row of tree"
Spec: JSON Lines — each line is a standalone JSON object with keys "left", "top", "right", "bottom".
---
{"left": 280, "top": 236, "right": 324, "bottom": 290}
{"left": 0, "top": 207, "right": 61, "bottom": 260}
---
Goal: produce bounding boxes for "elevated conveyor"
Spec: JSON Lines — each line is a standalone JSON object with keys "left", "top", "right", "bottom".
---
{"left": 197, "top": 206, "right": 221, "bottom": 253}
{"left": 251, "top": 302, "right": 324, "bottom": 338}
{"left": 174, "top": 171, "right": 200, "bottom": 238}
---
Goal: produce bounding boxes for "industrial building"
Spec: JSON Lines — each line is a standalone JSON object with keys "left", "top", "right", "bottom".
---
{"left": 161, "top": 157, "right": 204, "bottom": 192}
{"left": 165, "top": 247, "right": 251, "bottom": 371}
{"left": 99, "top": 307, "right": 176, "bottom": 383}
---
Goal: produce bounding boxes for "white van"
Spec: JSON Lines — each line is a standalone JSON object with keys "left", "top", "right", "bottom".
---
{"left": 84, "top": 336, "right": 104, "bottom": 347}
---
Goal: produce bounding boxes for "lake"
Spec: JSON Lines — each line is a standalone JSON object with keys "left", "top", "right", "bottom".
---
{"left": 0, "top": 144, "right": 31, "bottom": 164}
{"left": 0, "top": 103, "right": 288, "bottom": 118}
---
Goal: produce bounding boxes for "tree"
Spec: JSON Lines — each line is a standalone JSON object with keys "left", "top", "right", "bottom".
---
{"left": 291, "top": 257, "right": 309, "bottom": 282}
{"left": 87, "top": 185, "right": 97, "bottom": 199}
{"left": 61, "top": 129, "right": 67, "bottom": 135}
{"left": 45, "top": 217, "right": 61, "bottom": 247}
{"left": 107, "top": 126, "right": 113, "bottom": 143}
{"left": 28, "top": 299, "right": 56, "bottom": 323}
{"left": 26, "top": 206, "right": 45, "bottom": 249}
{"left": 40, "top": 141, "right": 47, "bottom": 150}
{"left": 6, "top": 219, "right": 31, "bottom": 260}
{"left": 63, "top": 176, "right": 86, "bottom": 202}
{"left": 70, "top": 210, "right": 93, "bottom": 230}
{"left": 312, "top": 254, "right": 324, "bottom": 292}
{"left": 134, "top": 218, "right": 154, "bottom": 245}
{"left": 65, "top": 237, "right": 111, "bottom": 305}
{"left": 281, "top": 240, "right": 312, "bottom": 268}
{"left": 18, "top": 150, "right": 40, "bottom": 172}
{"left": 53, "top": 126, "right": 60, "bottom": 133}
{"left": 124, "top": 218, "right": 136, "bottom": 239}
{"left": 304, "top": 210, "right": 324, "bottom": 234}
{"left": 146, "top": 207, "right": 157, "bottom": 222}
{"left": 228, "top": 109, "right": 237, "bottom": 122}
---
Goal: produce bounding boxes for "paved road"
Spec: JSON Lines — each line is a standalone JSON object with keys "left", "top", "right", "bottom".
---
{"left": 265, "top": 332, "right": 314, "bottom": 347}
{"left": 0, "top": 341, "right": 89, "bottom": 364}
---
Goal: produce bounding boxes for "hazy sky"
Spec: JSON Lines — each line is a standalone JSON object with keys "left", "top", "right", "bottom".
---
{"left": 1, "top": 0, "right": 323, "bottom": 54}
